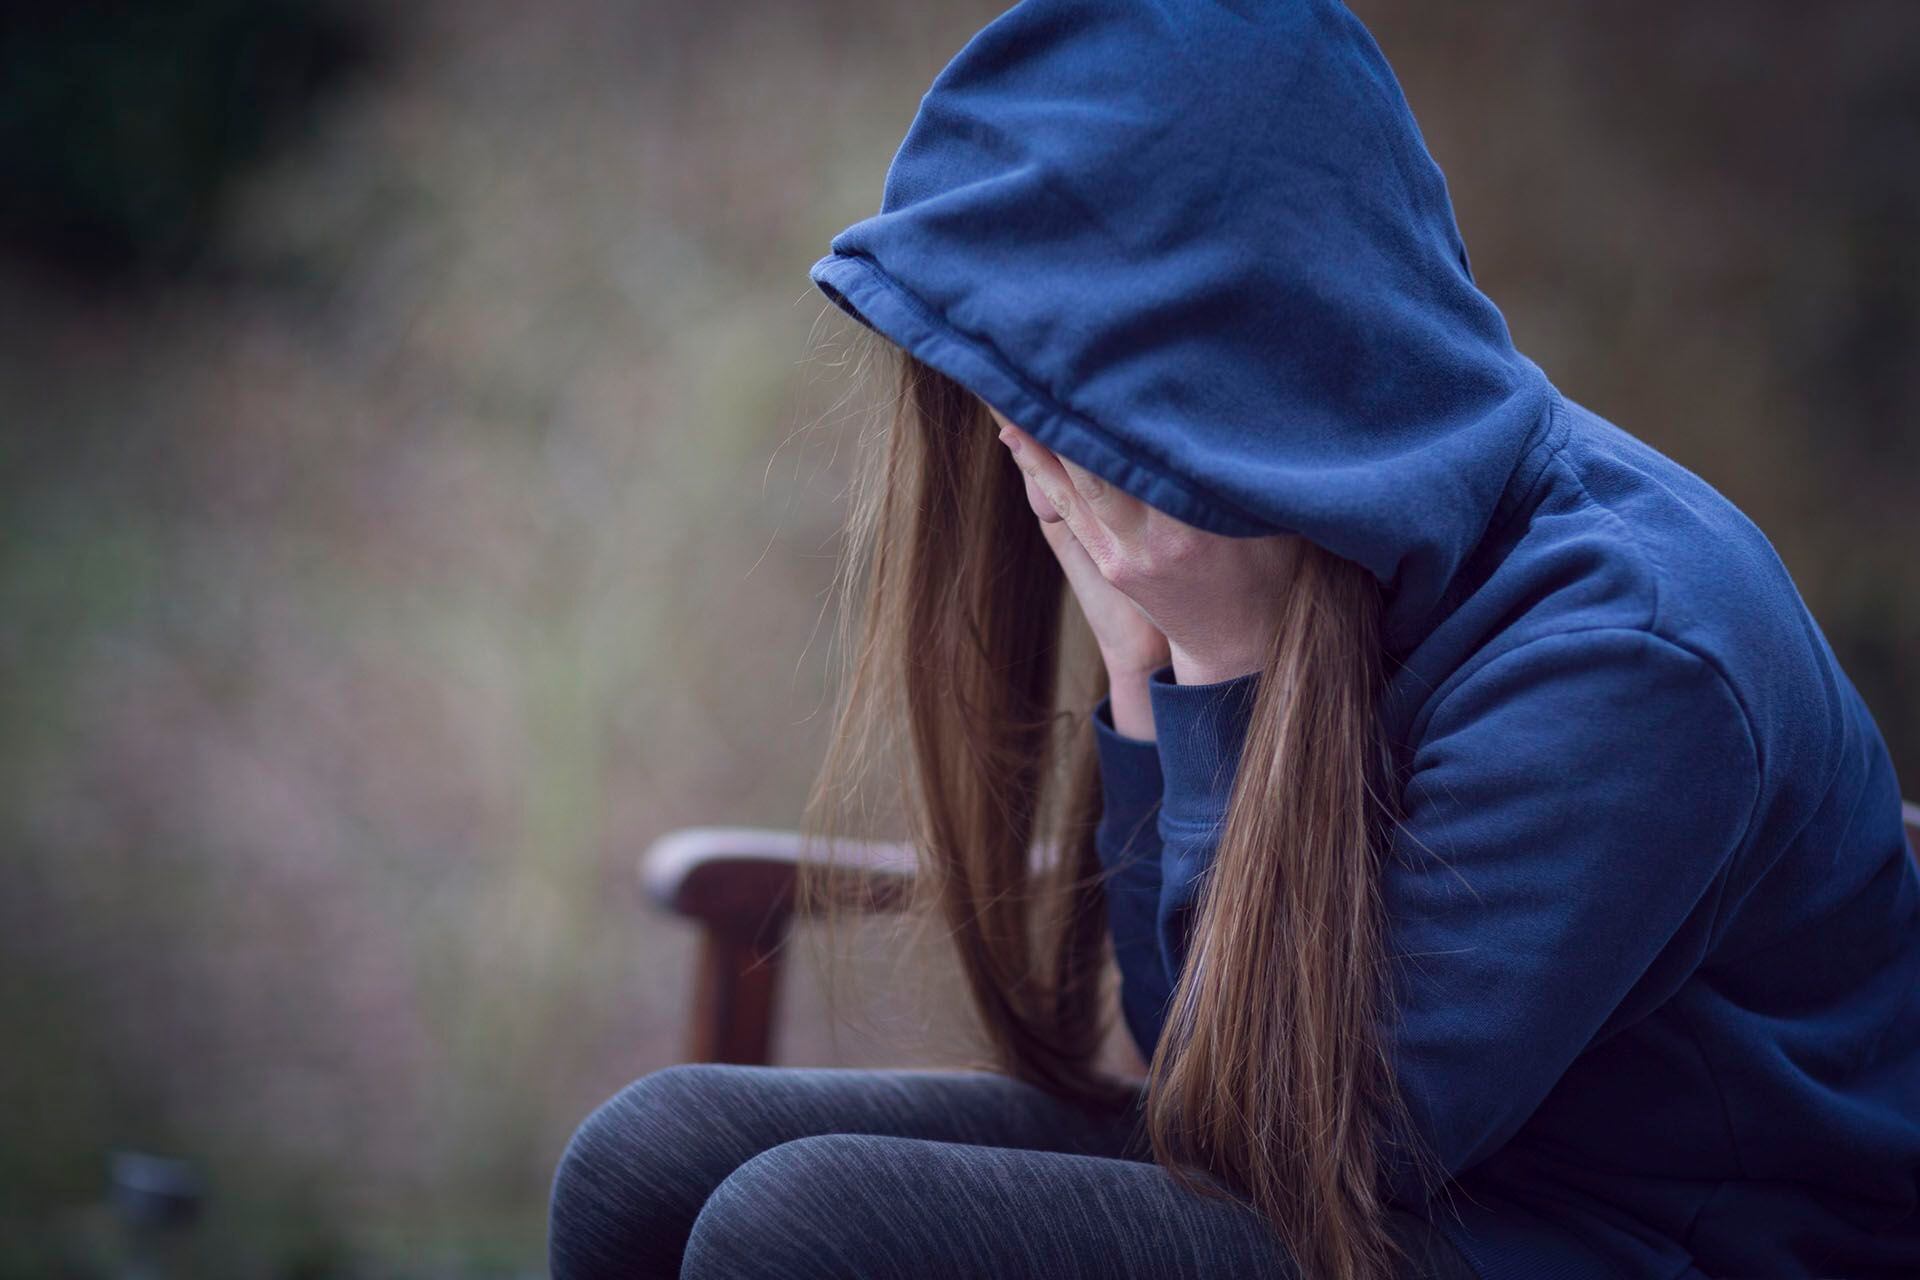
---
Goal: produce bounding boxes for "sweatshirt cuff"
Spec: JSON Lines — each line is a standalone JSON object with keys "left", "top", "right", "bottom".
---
{"left": 1147, "top": 662, "right": 1261, "bottom": 831}
{"left": 1092, "top": 691, "right": 1165, "bottom": 860}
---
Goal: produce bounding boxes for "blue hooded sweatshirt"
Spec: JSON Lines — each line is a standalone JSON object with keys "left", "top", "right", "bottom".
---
{"left": 808, "top": 2, "right": 1920, "bottom": 1276}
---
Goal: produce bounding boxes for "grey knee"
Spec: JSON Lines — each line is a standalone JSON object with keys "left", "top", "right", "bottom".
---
{"left": 682, "top": 1133, "right": 910, "bottom": 1280}
{"left": 549, "top": 1063, "right": 747, "bottom": 1280}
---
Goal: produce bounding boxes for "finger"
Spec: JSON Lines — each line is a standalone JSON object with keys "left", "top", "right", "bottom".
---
{"left": 1038, "top": 514, "right": 1162, "bottom": 637}
{"left": 997, "top": 421, "right": 1110, "bottom": 559}
{"left": 1052, "top": 453, "right": 1147, "bottom": 540}
{"left": 1022, "top": 469, "right": 1063, "bottom": 523}
{"left": 1037, "top": 504, "right": 1100, "bottom": 587}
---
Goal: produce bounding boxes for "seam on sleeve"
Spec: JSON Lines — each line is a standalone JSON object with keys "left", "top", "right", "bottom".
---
{"left": 1409, "top": 625, "right": 1767, "bottom": 1201}
{"left": 1676, "top": 1008, "right": 1753, "bottom": 1184}
{"left": 1157, "top": 813, "right": 1232, "bottom": 838}
{"left": 1539, "top": 426, "right": 1665, "bottom": 637}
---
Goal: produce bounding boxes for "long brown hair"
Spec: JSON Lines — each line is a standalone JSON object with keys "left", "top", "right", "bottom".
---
{"left": 796, "top": 338, "right": 1444, "bottom": 1280}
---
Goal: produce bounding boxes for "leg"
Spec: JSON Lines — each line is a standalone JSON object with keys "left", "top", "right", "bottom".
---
{"left": 546, "top": 1063, "right": 1150, "bottom": 1279}
{"left": 680, "top": 1132, "right": 1476, "bottom": 1280}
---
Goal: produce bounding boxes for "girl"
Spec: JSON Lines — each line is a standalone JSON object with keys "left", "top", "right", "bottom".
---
{"left": 550, "top": 2, "right": 1920, "bottom": 1277}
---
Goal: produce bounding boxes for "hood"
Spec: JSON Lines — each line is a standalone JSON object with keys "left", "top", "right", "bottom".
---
{"left": 810, "top": 0, "right": 1559, "bottom": 651}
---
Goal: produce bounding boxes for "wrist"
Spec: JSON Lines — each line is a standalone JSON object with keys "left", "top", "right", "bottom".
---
{"left": 1167, "top": 643, "right": 1264, "bottom": 687}
{"left": 1102, "top": 663, "right": 1158, "bottom": 741}
{"left": 1099, "top": 642, "right": 1169, "bottom": 683}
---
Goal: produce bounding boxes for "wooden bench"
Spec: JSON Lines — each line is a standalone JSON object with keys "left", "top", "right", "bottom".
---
{"left": 642, "top": 803, "right": 1920, "bottom": 1066}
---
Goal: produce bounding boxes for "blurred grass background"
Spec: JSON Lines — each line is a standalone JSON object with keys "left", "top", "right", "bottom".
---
{"left": 0, "top": 1, "right": 1914, "bottom": 1275}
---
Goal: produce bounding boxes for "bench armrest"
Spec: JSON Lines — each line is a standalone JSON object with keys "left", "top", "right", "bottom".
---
{"left": 640, "top": 826, "right": 916, "bottom": 1064}
{"left": 643, "top": 804, "right": 1919, "bottom": 1066}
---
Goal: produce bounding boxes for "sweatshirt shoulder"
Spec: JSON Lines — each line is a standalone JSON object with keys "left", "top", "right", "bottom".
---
{"left": 1547, "top": 398, "right": 1805, "bottom": 656}
{"left": 1400, "top": 395, "right": 1863, "bottom": 833}
{"left": 1440, "top": 397, "right": 1830, "bottom": 724}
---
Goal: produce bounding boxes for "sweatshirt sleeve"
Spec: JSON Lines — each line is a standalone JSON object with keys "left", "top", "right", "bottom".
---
{"left": 1374, "top": 628, "right": 1760, "bottom": 1204}
{"left": 1146, "top": 662, "right": 1264, "bottom": 997}
{"left": 1091, "top": 689, "right": 1172, "bottom": 1064}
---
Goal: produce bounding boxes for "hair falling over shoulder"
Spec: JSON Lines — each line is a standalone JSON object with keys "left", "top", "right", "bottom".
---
{"left": 797, "top": 341, "right": 1446, "bottom": 1280}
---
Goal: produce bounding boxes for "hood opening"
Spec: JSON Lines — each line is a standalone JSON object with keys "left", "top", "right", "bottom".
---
{"left": 812, "top": 0, "right": 1559, "bottom": 651}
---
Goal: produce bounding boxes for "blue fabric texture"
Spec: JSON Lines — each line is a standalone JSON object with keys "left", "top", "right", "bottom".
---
{"left": 810, "top": 2, "right": 1920, "bottom": 1278}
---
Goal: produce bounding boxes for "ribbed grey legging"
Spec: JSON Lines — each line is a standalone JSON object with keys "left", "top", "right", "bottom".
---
{"left": 546, "top": 1062, "right": 1479, "bottom": 1279}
